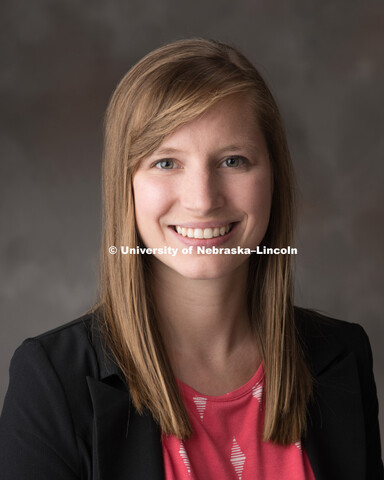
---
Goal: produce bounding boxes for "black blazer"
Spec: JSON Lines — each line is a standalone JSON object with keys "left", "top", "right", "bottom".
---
{"left": 0, "top": 307, "right": 383, "bottom": 480}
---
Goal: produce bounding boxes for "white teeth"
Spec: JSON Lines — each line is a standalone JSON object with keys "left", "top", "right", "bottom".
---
{"left": 175, "top": 224, "right": 233, "bottom": 239}
{"left": 203, "top": 228, "right": 213, "bottom": 239}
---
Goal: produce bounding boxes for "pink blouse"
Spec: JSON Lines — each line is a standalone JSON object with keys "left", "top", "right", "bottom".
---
{"left": 162, "top": 362, "right": 316, "bottom": 479}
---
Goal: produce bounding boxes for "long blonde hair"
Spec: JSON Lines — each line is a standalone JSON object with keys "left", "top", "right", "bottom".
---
{"left": 94, "top": 38, "right": 312, "bottom": 445}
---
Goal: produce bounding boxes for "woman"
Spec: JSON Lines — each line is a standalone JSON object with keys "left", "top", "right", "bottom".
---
{"left": 0, "top": 38, "right": 382, "bottom": 479}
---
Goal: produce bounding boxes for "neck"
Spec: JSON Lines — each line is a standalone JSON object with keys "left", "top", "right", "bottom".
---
{"left": 151, "top": 260, "right": 255, "bottom": 369}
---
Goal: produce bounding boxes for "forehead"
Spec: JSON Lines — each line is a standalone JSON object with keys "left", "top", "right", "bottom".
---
{"left": 152, "top": 95, "right": 267, "bottom": 155}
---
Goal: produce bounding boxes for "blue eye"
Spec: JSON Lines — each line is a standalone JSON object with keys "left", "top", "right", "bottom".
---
{"left": 222, "top": 156, "right": 246, "bottom": 168}
{"left": 154, "top": 159, "right": 175, "bottom": 169}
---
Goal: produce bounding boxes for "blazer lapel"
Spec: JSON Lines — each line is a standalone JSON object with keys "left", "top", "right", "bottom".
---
{"left": 297, "top": 309, "right": 366, "bottom": 480}
{"left": 87, "top": 376, "right": 164, "bottom": 480}
{"left": 87, "top": 317, "right": 164, "bottom": 480}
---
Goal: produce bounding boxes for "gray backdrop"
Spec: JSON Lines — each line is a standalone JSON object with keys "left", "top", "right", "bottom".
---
{"left": 1, "top": 0, "right": 383, "bottom": 453}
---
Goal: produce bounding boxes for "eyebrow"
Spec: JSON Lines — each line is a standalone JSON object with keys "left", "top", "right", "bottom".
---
{"left": 152, "top": 147, "right": 184, "bottom": 156}
{"left": 152, "top": 143, "right": 261, "bottom": 157}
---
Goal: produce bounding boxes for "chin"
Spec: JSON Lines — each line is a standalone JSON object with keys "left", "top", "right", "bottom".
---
{"left": 177, "top": 270, "right": 225, "bottom": 281}
{"left": 171, "top": 258, "right": 247, "bottom": 281}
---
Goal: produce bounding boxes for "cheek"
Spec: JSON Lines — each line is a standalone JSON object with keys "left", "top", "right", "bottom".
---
{"left": 252, "top": 176, "right": 273, "bottom": 212}
{"left": 132, "top": 174, "right": 171, "bottom": 228}
{"left": 233, "top": 170, "right": 273, "bottom": 215}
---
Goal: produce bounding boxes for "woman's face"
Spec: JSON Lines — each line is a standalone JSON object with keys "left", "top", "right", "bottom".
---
{"left": 132, "top": 94, "right": 273, "bottom": 280}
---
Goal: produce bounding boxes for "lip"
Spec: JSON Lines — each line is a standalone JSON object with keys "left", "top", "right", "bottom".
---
{"left": 172, "top": 221, "right": 233, "bottom": 229}
{"left": 168, "top": 222, "right": 239, "bottom": 247}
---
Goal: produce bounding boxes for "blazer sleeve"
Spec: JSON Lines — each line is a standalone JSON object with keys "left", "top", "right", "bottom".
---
{"left": 0, "top": 339, "right": 81, "bottom": 480}
{"left": 356, "top": 325, "right": 384, "bottom": 478}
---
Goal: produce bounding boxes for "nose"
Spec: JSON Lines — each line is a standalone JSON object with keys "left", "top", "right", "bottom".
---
{"left": 180, "top": 166, "right": 225, "bottom": 215}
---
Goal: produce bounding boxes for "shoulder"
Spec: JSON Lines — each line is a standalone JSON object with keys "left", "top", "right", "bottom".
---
{"left": 294, "top": 308, "right": 384, "bottom": 476}
{"left": 13, "top": 311, "right": 101, "bottom": 383}
{"left": 294, "top": 306, "right": 369, "bottom": 349}
{"left": 293, "top": 306, "right": 373, "bottom": 376}
{"left": 26, "top": 312, "right": 95, "bottom": 352}
{"left": 5, "top": 309, "right": 116, "bottom": 434}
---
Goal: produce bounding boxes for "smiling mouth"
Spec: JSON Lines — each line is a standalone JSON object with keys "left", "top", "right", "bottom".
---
{"left": 173, "top": 223, "right": 234, "bottom": 239}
